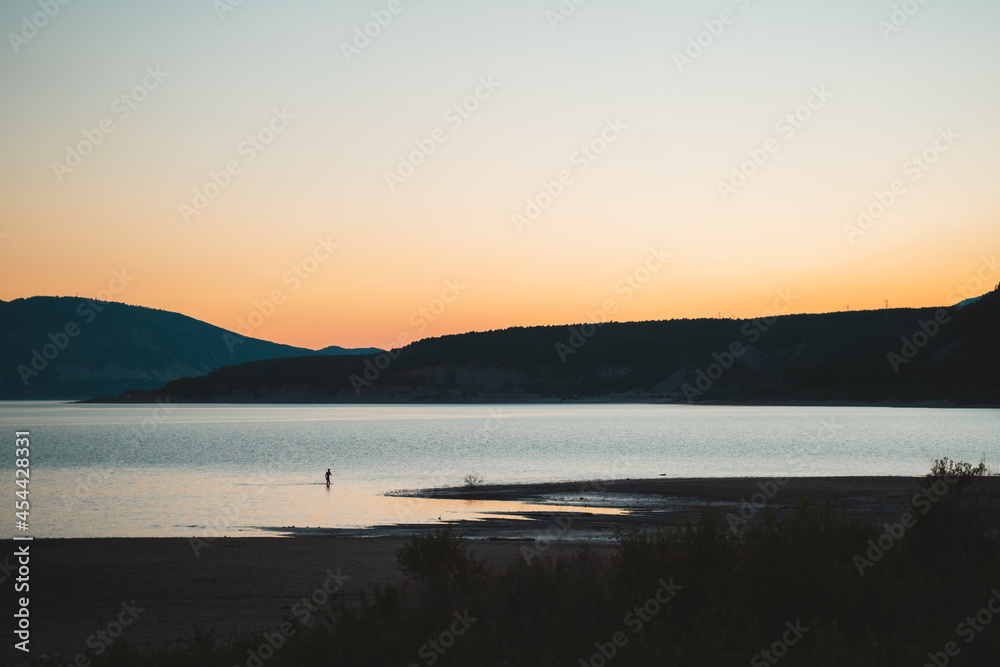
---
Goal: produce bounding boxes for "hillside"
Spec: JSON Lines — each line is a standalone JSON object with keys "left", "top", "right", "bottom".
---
{"left": 0, "top": 297, "right": 378, "bottom": 399}
{"left": 95, "top": 285, "right": 1000, "bottom": 405}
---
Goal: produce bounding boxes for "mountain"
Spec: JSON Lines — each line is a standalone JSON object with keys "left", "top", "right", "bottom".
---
{"left": 96, "top": 284, "right": 1000, "bottom": 406}
{"left": 953, "top": 295, "right": 984, "bottom": 308}
{"left": 0, "top": 297, "right": 379, "bottom": 399}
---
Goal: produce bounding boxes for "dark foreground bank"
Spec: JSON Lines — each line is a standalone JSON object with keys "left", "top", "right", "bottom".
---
{"left": 9, "top": 463, "right": 1000, "bottom": 667}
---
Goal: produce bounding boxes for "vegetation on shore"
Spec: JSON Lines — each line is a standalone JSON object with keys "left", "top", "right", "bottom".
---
{"left": 97, "top": 284, "right": 1000, "bottom": 406}
{"left": 34, "top": 461, "right": 1000, "bottom": 667}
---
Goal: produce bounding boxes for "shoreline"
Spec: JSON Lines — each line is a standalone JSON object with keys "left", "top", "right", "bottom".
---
{"left": 74, "top": 396, "right": 1000, "bottom": 407}
{"left": 14, "top": 475, "right": 996, "bottom": 661}
{"left": 378, "top": 475, "right": 925, "bottom": 538}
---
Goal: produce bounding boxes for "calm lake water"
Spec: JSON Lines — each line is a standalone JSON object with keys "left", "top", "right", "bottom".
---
{"left": 2, "top": 402, "right": 997, "bottom": 538}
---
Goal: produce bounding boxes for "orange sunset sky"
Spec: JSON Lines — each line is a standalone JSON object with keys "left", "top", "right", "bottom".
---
{"left": 1, "top": 0, "right": 998, "bottom": 350}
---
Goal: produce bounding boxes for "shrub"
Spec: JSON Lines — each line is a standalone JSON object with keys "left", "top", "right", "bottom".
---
{"left": 53, "top": 460, "right": 1000, "bottom": 666}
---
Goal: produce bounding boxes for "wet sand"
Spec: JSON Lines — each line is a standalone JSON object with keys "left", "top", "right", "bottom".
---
{"left": 383, "top": 475, "right": 926, "bottom": 537}
{"left": 8, "top": 476, "right": 934, "bottom": 662}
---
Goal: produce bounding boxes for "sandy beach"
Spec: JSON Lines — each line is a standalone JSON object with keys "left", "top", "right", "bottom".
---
{"left": 11, "top": 476, "right": 936, "bottom": 661}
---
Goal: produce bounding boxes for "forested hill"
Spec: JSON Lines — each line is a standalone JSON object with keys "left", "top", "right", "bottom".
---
{"left": 94, "top": 284, "right": 1000, "bottom": 405}
{"left": 0, "top": 297, "right": 379, "bottom": 399}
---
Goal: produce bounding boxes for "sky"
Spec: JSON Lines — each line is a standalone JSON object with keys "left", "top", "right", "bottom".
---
{"left": 1, "top": 0, "right": 998, "bottom": 350}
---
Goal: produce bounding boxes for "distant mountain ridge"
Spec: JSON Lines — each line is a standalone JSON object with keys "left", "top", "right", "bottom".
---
{"left": 0, "top": 296, "right": 379, "bottom": 399}
{"left": 98, "top": 284, "right": 1000, "bottom": 406}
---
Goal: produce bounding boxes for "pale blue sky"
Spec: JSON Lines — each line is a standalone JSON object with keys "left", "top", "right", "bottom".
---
{"left": 2, "top": 0, "right": 998, "bottom": 347}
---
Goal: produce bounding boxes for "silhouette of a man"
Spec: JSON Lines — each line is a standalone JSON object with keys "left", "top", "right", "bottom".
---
{"left": 325, "top": 468, "right": 331, "bottom": 487}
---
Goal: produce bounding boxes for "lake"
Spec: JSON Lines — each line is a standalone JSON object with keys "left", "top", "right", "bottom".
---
{"left": 2, "top": 402, "right": 997, "bottom": 538}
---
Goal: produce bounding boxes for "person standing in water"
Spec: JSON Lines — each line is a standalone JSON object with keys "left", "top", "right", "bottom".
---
{"left": 325, "top": 468, "right": 332, "bottom": 487}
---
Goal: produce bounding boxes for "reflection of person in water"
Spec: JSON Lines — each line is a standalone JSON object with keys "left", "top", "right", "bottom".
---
{"left": 325, "top": 468, "right": 331, "bottom": 487}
